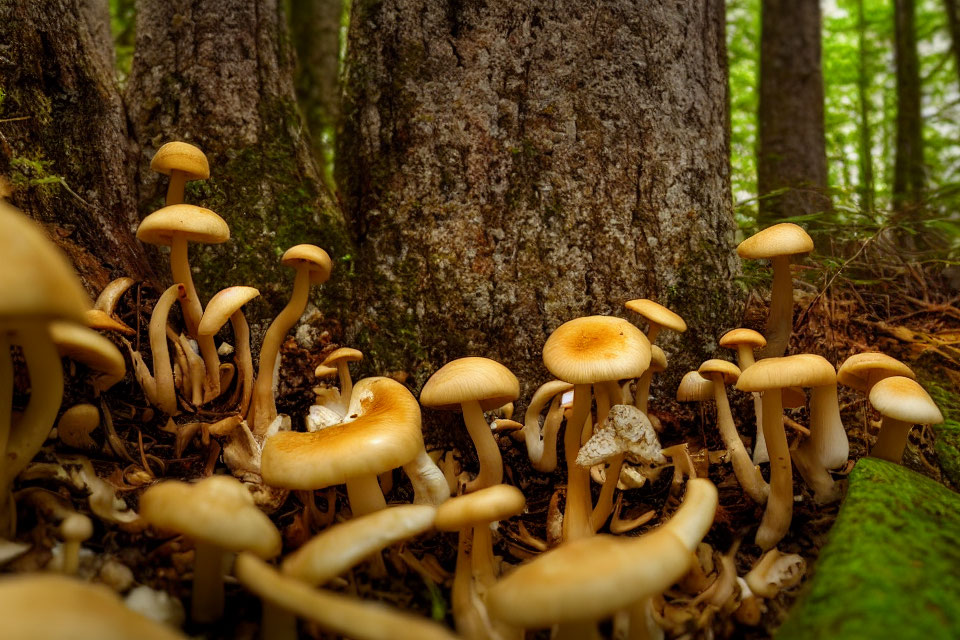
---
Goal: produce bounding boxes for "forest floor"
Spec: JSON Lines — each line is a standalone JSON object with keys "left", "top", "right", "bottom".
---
{"left": 4, "top": 239, "right": 959, "bottom": 639}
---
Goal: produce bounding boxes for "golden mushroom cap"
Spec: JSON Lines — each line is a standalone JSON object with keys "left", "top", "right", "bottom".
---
{"left": 837, "top": 352, "right": 915, "bottom": 392}
{"left": 322, "top": 347, "right": 364, "bottom": 368}
{"left": 543, "top": 316, "right": 651, "bottom": 384}
{"left": 624, "top": 299, "right": 687, "bottom": 333}
{"left": 150, "top": 141, "right": 210, "bottom": 180}
{"left": 49, "top": 321, "right": 126, "bottom": 388}
{"left": 137, "top": 204, "right": 229, "bottom": 246}
{"left": 736, "top": 354, "right": 836, "bottom": 392}
{"left": 262, "top": 377, "right": 423, "bottom": 490}
{"left": 698, "top": 359, "right": 741, "bottom": 385}
{"left": 420, "top": 357, "right": 520, "bottom": 412}
{"left": 0, "top": 200, "right": 90, "bottom": 324}
{"left": 677, "top": 371, "right": 714, "bottom": 402}
{"left": 434, "top": 484, "right": 526, "bottom": 531}
{"left": 718, "top": 328, "right": 767, "bottom": 350}
{"left": 869, "top": 377, "right": 943, "bottom": 425}
{"left": 198, "top": 286, "right": 260, "bottom": 336}
{"left": 737, "top": 223, "right": 813, "bottom": 260}
{"left": 281, "top": 244, "right": 333, "bottom": 285}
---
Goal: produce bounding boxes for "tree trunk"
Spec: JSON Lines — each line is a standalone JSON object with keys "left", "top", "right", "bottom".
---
{"left": 125, "top": 0, "right": 354, "bottom": 315}
{"left": 0, "top": 0, "right": 157, "bottom": 292}
{"left": 857, "top": 0, "right": 876, "bottom": 215}
{"left": 339, "top": 0, "right": 742, "bottom": 392}
{"left": 757, "top": 0, "right": 830, "bottom": 228}
{"left": 893, "top": 0, "right": 925, "bottom": 212}
{"left": 944, "top": 0, "right": 960, "bottom": 91}
{"left": 290, "top": 0, "right": 343, "bottom": 192}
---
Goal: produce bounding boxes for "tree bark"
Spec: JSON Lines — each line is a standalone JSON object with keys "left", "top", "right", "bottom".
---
{"left": 125, "top": 0, "right": 353, "bottom": 315}
{"left": 290, "top": 0, "right": 343, "bottom": 192}
{"left": 944, "top": 0, "right": 960, "bottom": 91}
{"left": 857, "top": 0, "right": 876, "bottom": 215}
{"left": 0, "top": 0, "right": 157, "bottom": 292}
{"left": 893, "top": 0, "right": 925, "bottom": 212}
{"left": 757, "top": 0, "right": 830, "bottom": 228}
{"left": 339, "top": 0, "right": 742, "bottom": 392}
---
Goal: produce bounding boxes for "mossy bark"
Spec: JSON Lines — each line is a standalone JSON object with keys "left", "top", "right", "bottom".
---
{"left": 0, "top": 0, "right": 158, "bottom": 292}
{"left": 125, "top": 0, "right": 354, "bottom": 319}
{"left": 777, "top": 458, "right": 960, "bottom": 639}
{"left": 339, "top": 0, "right": 743, "bottom": 393}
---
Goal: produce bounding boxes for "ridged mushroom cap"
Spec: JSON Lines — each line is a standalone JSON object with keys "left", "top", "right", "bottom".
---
{"left": 283, "top": 505, "right": 437, "bottom": 586}
{"left": 420, "top": 357, "right": 519, "bottom": 411}
{"left": 262, "top": 377, "right": 423, "bottom": 489}
{"left": 322, "top": 347, "right": 364, "bottom": 367}
{"left": 198, "top": 286, "right": 260, "bottom": 336}
{"left": 434, "top": 484, "right": 526, "bottom": 531}
{"left": 150, "top": 141, "right": 210, "bottom": 180}
{"left": 49, "top": 321, "right": 126, "bottom": 388}
{"left": 139, "top": 475, "right": 281, "bottom": 558}
{"left": 281, "top": 244, "right": 333, "bottom": 285}
{"left": 736, "top": 354, "right": 836, "bottom": 392}
{"left": 0, "top": 574, "right": 187, "bottom": 640}
{"left": 737, "top": 223, "right": 813, "bottom": 260}
{"left": 0, "top": 200, "right": 90, "bottom": 323}
{"left": 869, "top": 377, "right": 943, "bottom": 424}
{"left": 698, "top": 359, "right": 741, "bottom": 385}
{"left": 137, "top": 204, "right": 229, "bottom": 245}
{"left": 677, "top": 371, "right": 714, "bottom": 402}
{"left": 624, "top": 299, "right": 687, "bottom": 333}
{"left": 719, "top": 328, "right": 767, "bottom": 350}
{"left": 837, "top": 353, "right": 915, "bottom": 392}
{"left": 543, "top": 316, "right": 651, "bottom": 384}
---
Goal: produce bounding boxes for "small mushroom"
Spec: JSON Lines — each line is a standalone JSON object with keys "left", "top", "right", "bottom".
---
{"left": 198, "top": 286, "right": 260, "bottom": 414}
{"left": 624, "top": 299, "right": 687, "bottom": 344}
{"left": 150, "top": 141, "right": 210, "bottom": 206}
{"left": 869, "top": 376, "right": 943, "bottom": 463}
{"left": 719, "top": 328, "right": 768, "bottom": 463}
{"left": 320, "top": 347, "right": 364, "bottom": 407}
{"left": 520, "top": 379, "right": 573, "bottom": 472}
{"left": 837, "top": 352, "right": 915, "bottom": 392}
{"left": 57, "top": 404, "right": 100, "bottom": 450}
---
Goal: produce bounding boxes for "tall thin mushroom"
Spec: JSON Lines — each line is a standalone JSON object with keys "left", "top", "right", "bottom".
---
{"left": 198, "top": 286, "right": 260, "bottom": 414}
{"left": 719, "top": 328, "right": 768, "bottom": 463}
{"left": 150, "top": 141, "right": 210, "bottom": 206}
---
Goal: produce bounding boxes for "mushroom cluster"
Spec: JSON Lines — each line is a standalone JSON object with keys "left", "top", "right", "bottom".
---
{"left": 0, "top": 144, "right": 947, "bottom": 639}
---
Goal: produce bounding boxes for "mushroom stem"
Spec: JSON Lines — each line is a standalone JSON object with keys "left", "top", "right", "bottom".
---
{"left": 169, "top": 235, "right": 220, "bottom": 400}
{"left": 870, "top": 416, "right": 914, "bottom": 463}
{"left": 402, "top": 448, "right": 450, "bottom": 506}
{"left": 345, "top": 474, "right": 387, "bottom": 516}
{"left": 471, "top": 523, "right": 496, "bottom": 588}
{"left": 177, "top": 333, "right": 205, "bottom": 407}
{"left": 563, "top": 384, "right": 594, "bottom": 542}
{"left": 336, "top": 360, "right": 354, "bottom": 407}
{"left": 805, "top": 384, "right": 848, "bottom": 469}
{"left": 756, "top": 390, "right": 792, "bottom": 550}
{"left": 0, "top": 334, "right": 13, "bottom": 474}
{"left": 626, "top": 598, "right": 662, "bottom": 640}
{"left": 634, "top": 370, "right": 653, "bottom": 413}
{"left": 521, "top": 382, "right": 570, "bottom": 472}
{"left": 594, "top": 383, "right": 612, "bottom": 428}
{"left": 751, "top": 393, "right": 768, "bottom": 464}
{"left": 646, "top": 324, "right": 661, "bottom": 344}
{"left": 452, "top": 528, "right": 493, "bottom": 640}
{"left": 759, "top": 255, "right": 794, "bottom": 359}
{"left": 461, "top": 400, "right": 503, "bottom": 492}
{"left": 707, "top": 374, "right": 768, "bottom": 504}
{"left": 149, "top": 284, "right": 184, "bottom": 416}
{"left": 590, "top": 453, "right": 624, "bottom": 531}
{"left": 165, "top": 170, "right": 189, "bottom": 205}
{"left": 191, "top": 539, "right": 226, "bottom": 623}
{"left": 249, "top": 268, "right": 311, "bottom": 436}
{"left": 261, "top": 600, "right": 298, "bottom": 640}
{"left": 230, "top": 311, "right": 254, "bottom": 415}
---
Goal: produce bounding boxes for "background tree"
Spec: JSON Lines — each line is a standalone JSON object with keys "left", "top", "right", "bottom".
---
{"left": 339, "top": 0, "right": 743, "bottom": 390}
{"left": 757, "top": 0, "right": 831, "bottom": 228}
{"left": 0, "top": 0, "right": 156, "bottom": 291}
{"left": 893, "top": 0, "right": 925, "bottom": 213}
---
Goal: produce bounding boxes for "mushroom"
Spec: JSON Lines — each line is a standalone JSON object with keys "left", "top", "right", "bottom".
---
{"left": 150, "top": 141, "right": 210, "bottom": 206}
{"left": 791, "top": 355, "right": 848, "bottom": 503}
{"left": 434, "top": 485, "right": 526, "bottom": 640}
{"left": 137, "top": 204, "right": 230, "bottom": 402}
{"left": 487, "top": 478, "right": 717, "bottom": 640}
{"left": 262, "top": 377, "right": 425, "bottom": 515}
{"left": 49, "top": 321, "right": 126, "bottom": 392}
{"left": 0, "top": 573, "right": 187, "bottom": 640}
{"left": 745, "top": 548, "right": 806, "bottom": 598}
{"left": 83, "top": 309, "right": 135, "bottom": 335}
{"left": 542, "top": 316, "right": 651, "bottom": 541}
{"left": 869, "top": 376, "right": 943, "bottom": 463}
{"left": 420, "top": 357, "right": 520, "bottom": 492}
{"left": 520, "top": 379, "right": 573, "bottom": 472}
{"left": 234, "top": 552, "right": 459, "bottom": 640}
{"left": 837, "top": 352, "right": 915, "bottom": 392}
{"left": 198, "top": 286, "right": 260, "bottom": 414}
{"left": 0, "top": 200, "right": 91, "bottom": 536}
{"left": 248, "top": 244, "right": 332, "bottom": 436}
{"left": 736, "top": 355, "right": 835, "bottom": 549}
{"left": 736, "top": 223, "right": 813, "bottom": 358}
{"left": 319, "top": 347, "right": 364, "bottom": 407}
{"left": 624, "top": 299, "right": 687, "bottom": 344}
{"left": 697, "top": 359, "right": 768, "bottom": 504}
{"left": 94, "top": 276, "right": 135, "bottom": 317}
{"left": 57, "top": 403, "right": 100, "bottom": 450}
{"left": 634, "top": 345, "right": 667, "bottom": 413}
{"left": 124, "top": 284, "right": 185, "bottom": 415}
{"left": 719, "top": 328, "right": 769, "bottom": 463}
{"left": 20, "top": 487, "right": 93, "bottom": 575}
{"left": 139, "top": 475, "right": 281, "bottom": 623}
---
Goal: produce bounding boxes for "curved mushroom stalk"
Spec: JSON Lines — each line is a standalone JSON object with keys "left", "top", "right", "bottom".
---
{"left": 756, "top": 390, "right": 791, "bottom": 550}
{"left": 705, "top": 374, "right": 768, "bottom": 504}
{"left": 521, "top": 380, "right": 573, "bottom": 472}
{"left": 461, "top": 400, "right": 503, "bottom": 493}
{"left": 402, "top": 448, "right": 451, "bottom": 506}
{"left": 760, "top": 255, "right": 794, "bottom": 358}
{"left": 125, "top": 284, "right": 184, "bottom": 416}
{"left": 750, "top": 393, "right": 768, "bottom": 464}
{"left": 563, "top": 383, "right": 595, "bottom": 541}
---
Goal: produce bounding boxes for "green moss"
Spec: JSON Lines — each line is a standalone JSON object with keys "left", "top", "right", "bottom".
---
{"left": 777, "top": 458, "right": 960, "bottom": 640}
{"left": 934, "top": 421, "right": 960, "bottom": 487}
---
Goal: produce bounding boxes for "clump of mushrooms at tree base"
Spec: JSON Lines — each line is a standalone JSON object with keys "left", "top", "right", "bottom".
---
{"left": 0, "top": 141, "right": 945, "bottom": 640}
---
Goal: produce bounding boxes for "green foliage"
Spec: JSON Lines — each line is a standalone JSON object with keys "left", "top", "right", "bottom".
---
{"left": 109, "top": 0, "right": 136, "bottom": 85}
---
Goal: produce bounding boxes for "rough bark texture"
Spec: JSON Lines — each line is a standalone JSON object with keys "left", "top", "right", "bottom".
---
{"left": 945, "top": 0, "right": 960, "bottom": 92}
{"left": 291, "top": 0, "right": 343, "bottom": 190}
{"left": 893, "top": 0, "right": 925, "bottom": 212}
{"left": 757, "top": 0, "right": 830, "bottom": 227}
{"left": 125, "top": 0, "right": 353, "bottom": 316}
{"left": 340, "top": 0, "right": 742, "bottom": 394}
{"left": 856, "top": 0, "right": 876, "bottom": 214}
{"left": 0, "top": 0, "right": 157, "bottom": 292}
